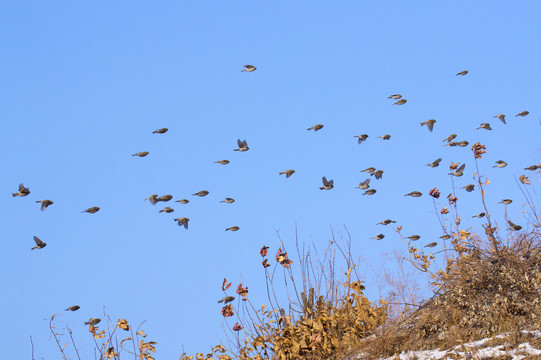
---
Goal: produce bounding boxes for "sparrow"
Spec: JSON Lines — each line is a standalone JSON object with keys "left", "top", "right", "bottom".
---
{"left": 218, "top": 296, "right": 236, "bottom": 304}
{"left": 159, "top": 207, "right": 174, "bottom": 213}
{"left": 363, "top": 189, "right": 377, "bottom": 195}
{"left": 215, "top": 160, "right": 230, "bottom": 165}
{"left": 476, "top": 123, "right": 492, "bottom": 130}
{"left": 445, "top": 141, "right": 459, "bottom": 147}
{"left": 515, "top": 111, "right": 529, "bottom": 117}
{"left": 427, "top": 158, "right": 442, "bottom": 167}
{"left": 462, "top": 184, "right": 475, "bottom": 192}
{"left": 499, "top": 199, "right": 513, "bottom": 205}
{"left": 84, "top": 318, "right": 101, "bottom": 326}
{"left": 443, "top": 134, "right": 457, "bottom": 142}
{"left": 279, "top": 170, "right": 295, "bottom": 178}
{"left": 425, "top": 242, "right": 438, "bottom": 248}
{"left": 393, "top": 99, "right": 407, "bottom": 105}
{"left": 157, "top": 195, "right": 173, "bottom": 202}
{"left": 493, "top": 160, "right": 507, "bottom": 168}
{"left": 220, "top": 198, "right": 235, "bottom": 203}
{"left": 472, "top": 212, "right": 486, "bottom": 218}
{"left": 132, "top": 151, "right": 149, "bottom": 157}
{"left": 320, "top": 177, "right": 334, "bottom": 190}
{"left": 507, "top": 220, "right": 522, "bottom": 231}
{"left": 354, "top": 134, "right": 369, "bottom": 144}
{"left": 361, "top": 167, "right": 376, "bottom": 173}
{"left": 355, "top": 178, "right": 370, "bottom": 190}
{"left": 420, "top": 119, "right": 436, "bottom": 132}
{"left": 449, "top": 164, "right": 466, "bottom": 177}
{"left": 524, "top": 165, "right": 539, "bottom": 171}
{"left": 378, "top": 134, "right": 391, "bottom": 140}
{"left": 176, "top": 199, "right": 190, "bottom": 204}
{"left": 307, "top": 124, "right": 324, "bottom": 131}
{"left": 377, "top": 219, "right": 396, "bottom": 225}
{"left": 145, "top": 195, "right": 158, "bottom": 205}
{"left": 226, "top": 226, "right": 240, "bottom": 232}
{"left": 234, "top": 139, "right": 249, "bottom": 152}
{"left": 405, "top": 191, "right": 422, "bottom": 197}
{"left": 82, "top": 207, "right": 100, "bottom": 214}
{"left": 65, "top": 305, "right": 80, "bottom": 311}
{"left": 372, "top": 234, "right": 385, "bottom": 240}
{"left": 12, "top": 183, "right": 30, "bottom": 197}
{"left": 440, "top": 235, "right": 451, "bottom": 240}
{"left": 456, "top": 70, "right": 468, "bottom": 76}
{"left": 36, "top": 200, "right": 54, "bottom": 211}
{"left": 174, "top": 217, "right": 189, "bottom": 229}
{"left": 493, "top": 114, "right": 506, "bottom": 124}
{"left": 193, "top": 190, "right": 209, "bottom": 197}
{"left": 458, "top": 141, "right": 469, "bottom": 147}
{"left": 407, "top": 235, "right": 421, "bottom": 241}
{"left": 152, "top": 128, "right": 168, "bottom": 134}
{"left": 242, "top": 65, "right": 256, "bottom": 72}
{"left": 31, "top": 236, "right": 47, "bottom": 250}
{"left": 371, "top": 170, "right": 383, "bottom": 180}
{"left": 388, "top": 94, "right": 402, "bottom": 99}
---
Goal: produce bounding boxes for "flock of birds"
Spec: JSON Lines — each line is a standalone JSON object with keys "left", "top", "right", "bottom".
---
{"left": 12, "top": 65, "right": 541, "bottom": 323}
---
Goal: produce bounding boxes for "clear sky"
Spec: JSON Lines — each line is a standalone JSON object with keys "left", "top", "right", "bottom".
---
{"left": 1, "top": 1, "right": 540, "bottom": 358}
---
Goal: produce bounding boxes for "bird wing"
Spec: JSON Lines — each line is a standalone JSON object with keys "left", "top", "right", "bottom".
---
{"left": 361, "top": 178, "right": 370, "bottom": 186}
{"left": 327, "top": 179, "right": 334, "bottom": 187}
{"left": 434, "top": 158, "right": 442, "bottom": 164}
{"left": 33, "top": 236, "right": 44, "bottom": 246}
{"left": 427, "top": 122, "right": 435, "bottom": 132}
{"left": 457, "top": 164, "right": 466, "bottom": 172}
{"left": 19, "top": 183, "right": 25, "bottom": 191}
{"left": 322, "top": 177, "right": 328, "bottom": 186}
{"left": 237, "top": 139, "right": 243, "bottom": 147}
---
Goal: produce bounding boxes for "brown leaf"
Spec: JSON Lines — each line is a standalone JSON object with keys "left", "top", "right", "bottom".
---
{"left": 441, "top": 207, "right": 449, "bottom": 214}
{"left": 117, "top": 319, "right": 130, "bottom": 331}
{"left": 233, "top": 323, "right": 244, "bottom": 331}
{"left": 520, "top": 175, "right": 530, "bottom": 185}
{"left": 260, "top": 245, "right": 269, "bottom": 257}
{"left": 222, "top": 278, "right": 232, "bottom": 291}
{"left": 429, "top": 187, "right": 440, "bottom": 199}
{"left": 262, "top": 259, "right": 270, "bottom": 268}
{"left": 221, "top": 304, "right": 234, "bottom": 318}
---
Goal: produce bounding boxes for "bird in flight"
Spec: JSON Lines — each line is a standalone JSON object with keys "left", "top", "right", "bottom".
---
{"left": 242, "top": 65, "right": 256, "bottom": 72}
{"left": 320, "top": 177, "right": 334, "bottom": 190}
{"left": 234, "top": 139, "right": 249, "bottom": 152}
{"left": 36, "top": 200, "right": 54, "bottom": 211}
{"left": 31, "top": 236, "right": 47, "bottom": 250}
{"left": 12, "top": 183, "right": 30, "bottom": 197}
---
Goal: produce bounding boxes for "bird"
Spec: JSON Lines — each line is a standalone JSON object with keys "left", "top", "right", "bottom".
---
{"left": 524, "top": 165, "right": 539, "bottom": 171}
{"left": 234, "top": 139, "right": 249, "bottom": 152}
{"left": 407, "top": 235, "right": 421, "bottom": 241}
{"left": 445, "top": 141, "right": 459, "bottom": 147}
{"left": 174, "top": 217, "right": 189, "bottom": 229}
{"left": 145, "top": 195, "right": 158, "bottom": 205}
{"left": 456, "top": 70, "right": 468, "bottom": 76}
{"left": 361, "top": 167, "right": 376, "bottom": 174}
{"left": 493, "top": 160, "right": 507, "bottom": 168}
{"left": 499, "top": 199, "right": 513, "bottom": 205}
{"left": 363, "top": 189, "right": 377, "bottom": 195}
{"left": 12, "top": 183, "right": 30, "bottom": 197}
{"left": 388, "top": 94, "right": 402, "bottom": 99}
{"left": 279, "top": 170, "right": 295, "bottom": 178}
{"left": 159, "top": 207, "right": 174, "bottom": 213}
{"left": 320, "top": 177, "right": 334, "bottom": 190}
{"left": 218, "top": 296, "right": 236, "bottom": 304}
{"left": 82, "top": 207, "right": 100, "bottom": 214}
{"left": 65, "top": 305, "right": 80, "bottom": 311}
{"left": 393, "top": 99, "right": 407, "bottom": 105}
{"left": 372, "top": 234, "right": 385, "bottom": 240}
{"left": 220, "top": 198, "right": 235, "bottom": 203}
{"left": 371, "top": 170, "right": 383, "bottom": 180}
{"left": 84, "top": 318, "right": 101, "bottom": 326}
{"left": 157, "top": 195, "right": 173, "bottom": 202}
{"left": 242, "top": 65, "right": 256, "bottom": 72}
{"left": 132, "top": 151, "right": 149, "bottom": 157}
{"left": 440, "top": 235, "right": 451, "bottom": 240}
{"left": 152, "top": 128, "right": 168, "bottom": 134}
{"left": 31, "top": 236, "right": 47, "bottom": 250}
{"left": 427, "top": 158, "right": 442, "bottom": 167}
{"left": 493, "top": 114, "right": 506, "bottom": 124}
{"left": 420, "top": 119, "right": 436, "bottom": 132}
{"left": 355, "top": 178, "right": 370, "bottom": 190}
{"left": 515, "top": 111, "right": 529, "bottom": 117}
{"left": 476, "top": 123, "right": 492, "bottom": 130}
{"left": 405, "top": 191, "right": 422, "bottom": 197}
{"left": 449, "top": 164, "right": 466, "bottom": 177}
{"left": 378, "top": 134, "right": 391, "bottom": 140}
{"left": 215, "top": 160, "right": 230, "bottom": 165}
{"left": 462, "top": 184, "right": 475, "bottom": 192}
{"left": 443, "top": 134, "right": 457, "bottom": 142}
{"left": 472, "top": 212, "right": 486, "bottom": 218}
{"left": 193, "top": 190, "right": 209, "bottom": 197}
{"left": 377, "top": 219, "right": 396, "bottom": 225}
{"left": 307, "top": 124, "right": 324, "bottom": 131}
{"left": 176, "top": 199, "right": 189, "bottom": 204}
{"left": 36, "top": 200, "right": 54, "bottom": 211}
{"left": 354, "top": 134, "right": 369, "bottom": 144}
{"left": 425, "top": 242, "right": 438, "bottom": 248}
{"left": 457, "top": 141, "right": 469, "bottom": 147}
{"left": 507, "top": 220, "right": 522, "bottom": 231}
{"left": 226, "top": 226, "right": 240, "bottom": 232}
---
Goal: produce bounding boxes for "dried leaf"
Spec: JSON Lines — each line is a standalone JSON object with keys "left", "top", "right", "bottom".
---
{"left": 117, "top": 318, "right": 130, "bottom": 331}
{"left": 221, "top": 304, "right": 234, "bottom": 318}
{"left": 222, "top": 278, "right": 232, "bottom": 291}
{"left": 429, "top": 187, "right": 440, "bottom": 199}
{"left": 441, "top": 207, "right": 449, "bottom": 214}
{"left": 233, "top": 323, "right": 244, "bottom": 331}
{"left": 260, "top": 245, "right": 269, "bottom": 257}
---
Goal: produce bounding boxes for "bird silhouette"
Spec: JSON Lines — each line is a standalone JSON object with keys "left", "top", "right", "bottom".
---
{"left": 145, "top": 195, "right": 158, "bottom": 205}
{"left": 372, "top": 234, "right": 385, "bottom": 240}
{"left": 363, "top": 189, "right": 376, "bottom": 195}
{"left": 215, "top": 160, "right": 230, "bottom": 165}
{"left": 176, "top": 199, "right": 190, "bottom": 204}
{"left": 84, "top": 318, "right": 101, "bottom": 326}
{"left": 371, "top": 170, "right": 383, "bottom": 180}
{"left": 462, "top": 184, "right": 475, "bottom": 192}
{"left": 157, "top": 195, "right": 173, "bottom": 202}
{"left": 377, "top": 219, "right": 396, "bottom": 225}
{"left": 36, "top": 200, "right": 54, "bottom": 211}
{"left": 65, "top": 305, "right": 80, "bottom": 311}
{"left": 234, "top": 139, "right": 249, "bottom": 151}
{"left": 354, "top": 134, "right": 369, "bottom": 144}
{"left": 493, "top": 160, "right": 507, "bottom": 168}
{"left": 159, "top": 207, "right": 174, "bottom": 213}
{"left": 420, "top": 119, "right": 436, "bottom": 132}
{"left": 493, "top": 114, "right": 506, "bottom": 124}
{"left": 226, "top": 226, "right": 240, "bottom": 232}
{"left": 476, "top": 123, "right": 492, "bottom": 130}
{"left": 82, "top": 207, "right": 100, "bottom": 214}
{"left": 31, "top": 236, "right": 46, "bottom": 250}
{"left": 132, "top": 151, "right": 149, "bottom": 157}
{"left": 12, "top": 183, "right": 30, "bottom": 197}
{"left": 307, "top": 124, "right": 324, "bottom": 131}
{"left": 378, "top": 134, "right": 391, "bottom": 140}
{"left": 320, "top": 177, "right": 334, "bottom": 190}
{"left": 218, "top": 296, "right": 235, "bottom": 304}
{"left": 427, "top": 158, "right": 442, "bottom": 167}
{"left": 152, "top": 128, "right": 168, "bottom": 134}
{"left": 515, "top": 111, "right": 529, "bottom": 117}
{"left": 443, "top": 134, "right": 457, "bottom": 142}
{"left": 220, "top": 198, "right": 235, "bottom": 203}
{"left": 456, "top": 70, "right": 468, "bottom": 76}
{"left": 449, "top": 164, "right": 466, "bottom": 177}
{"left": 193, "top": 190, "right": 209, "bottom": 197}
{"left": 499, "top": 199, "right": 512, "bottom": 205}
{"left": 405, "top": 191, "right": 422, "bottom": 197}
{"left": 174, "top": 217, "right": 189, "bottom": 229}
{"left": 279, "top": 170, "right": 295, "bottom": 178}
{"left": 388, "top": 94, "right": 402, "bottom": 99}
{"left": 355, "top": 178, "right": 370, "bottom": 190}
{"left": 242, "top": 65, "right": 256, "bottom": 72}
{"left": 393, "top": 99, "right": 407, "bottom": 105}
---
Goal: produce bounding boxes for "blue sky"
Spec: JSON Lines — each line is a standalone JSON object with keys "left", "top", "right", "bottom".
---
{"left": 1, "top": 1, "right": 540, "bottom": 358}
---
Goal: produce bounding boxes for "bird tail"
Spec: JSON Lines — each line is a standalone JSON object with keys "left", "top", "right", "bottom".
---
{"left": 12, "top": 193, "right": 18, "bottom": 197}
{"left": 420, "top": 122, "right": 425, "bottom": 126}
{"left": 233, "top": 149, "right": 239, "bottom": 151}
